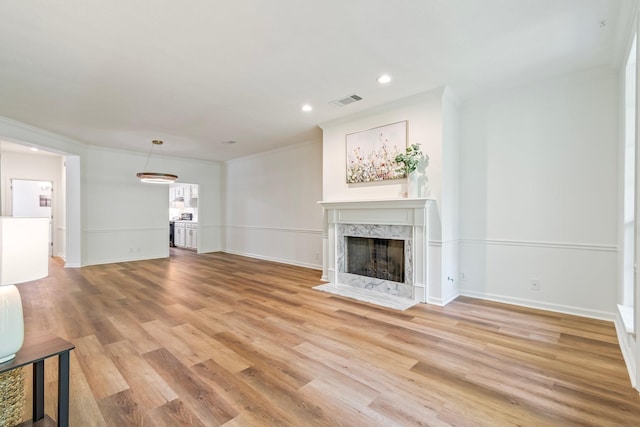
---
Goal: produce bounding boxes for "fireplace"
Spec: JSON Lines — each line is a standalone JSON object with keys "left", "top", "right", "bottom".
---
{"left": 319, "top": 198, "right": 434, "bottom": 305}
{"left": 345, "top": 236, "right": 404, "bottom": 283}
{"left": 337, "top": 223, "right": 413, "bottom": 298}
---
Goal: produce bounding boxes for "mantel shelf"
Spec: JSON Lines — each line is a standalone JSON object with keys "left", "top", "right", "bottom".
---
{"left": 318, "top": 198, "right": 435, "bottom": 210}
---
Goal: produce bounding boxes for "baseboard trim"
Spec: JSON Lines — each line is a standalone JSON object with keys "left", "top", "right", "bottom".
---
{"left": 427, "top": 297, "right": 445, "bottom": 306}
{"left": 63, "top": 262, "right": 81, "bottom": 268}
{"left": 614, "top": 312, "right": 638, "bottom": 391}
{"left": 459, "top": 289, "right": 615, "bottom": 321}
{"left": 441, "top": 291, "right": 460, "bottom": 306}
{"left": 427, "top": 292, "right": 459, "bottom": 306}
{"left": 85, "top": 227, "right": 167, "bottom": 233}
{"left": 223, "top": 249, "right": 322, "bottom": 271}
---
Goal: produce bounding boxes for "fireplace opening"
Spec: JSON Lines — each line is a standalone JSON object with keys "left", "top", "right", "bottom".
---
{"left": 345, "top": 236, "right": 404, "bottom": 282}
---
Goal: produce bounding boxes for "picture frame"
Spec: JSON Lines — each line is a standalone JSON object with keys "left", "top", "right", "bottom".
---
{"left": 345, "top": 121, "right": 407, "bottom": 184}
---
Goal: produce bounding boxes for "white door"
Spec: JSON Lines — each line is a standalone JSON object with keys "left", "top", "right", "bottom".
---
{"left": 11, "top": 179, "right": 53, "bottom": 256}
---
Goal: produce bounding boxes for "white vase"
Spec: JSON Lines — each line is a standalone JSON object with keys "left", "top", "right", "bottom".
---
{"left": 0, "top": 285, "right": 24, "bottom": 363}
{"left": 407, "top": 172, "right": 419, "bottom": 198}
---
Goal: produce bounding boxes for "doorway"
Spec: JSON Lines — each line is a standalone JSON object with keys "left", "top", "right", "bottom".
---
{"left": 169, "top": 183, "right": 199, "bottom": 253}
{"left": 11, "top": 179, "right": 53, "bottom": 256}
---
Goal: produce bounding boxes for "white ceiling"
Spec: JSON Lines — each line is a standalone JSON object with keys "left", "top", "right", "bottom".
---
{"left": 0, "top": 0, "right": 632, "bottom": 161}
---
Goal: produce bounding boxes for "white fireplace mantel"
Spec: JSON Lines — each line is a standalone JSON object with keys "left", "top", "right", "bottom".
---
{"left": 319, "top": 198, "right": 438, "bottom": 304}
{"left": 318, "top": 198, "right": 434, "bottom": 210}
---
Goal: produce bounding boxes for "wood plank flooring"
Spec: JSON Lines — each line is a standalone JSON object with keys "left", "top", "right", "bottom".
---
{"left": 11, "top": 249, "right": 640, "bottom": 426}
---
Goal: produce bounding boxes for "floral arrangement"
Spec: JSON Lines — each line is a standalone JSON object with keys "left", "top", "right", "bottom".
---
{"left": 346, "top": 135, "right": 405, "bottom": 183}
{"left": 395, "top": 143, "right": 428, "bottom": 176}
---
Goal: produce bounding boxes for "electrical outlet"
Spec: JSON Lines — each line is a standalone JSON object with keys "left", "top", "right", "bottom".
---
{"left": 530, "top": 279, "right": 540, "bottom": 291}
{"left": 460, "top": 272, "right": 467, "bottom": 281}
{"left": 315, "top": 252, "right": 320, "bottom": 260}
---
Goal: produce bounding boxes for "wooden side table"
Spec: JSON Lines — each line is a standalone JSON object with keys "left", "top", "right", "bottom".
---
{"left": 0, "top": 333, "right": 75, "bottom": 427}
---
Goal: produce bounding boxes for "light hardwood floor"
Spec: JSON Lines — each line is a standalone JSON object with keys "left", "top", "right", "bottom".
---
{"left": 12, "top": 249, "right": 640, "bottom": 426}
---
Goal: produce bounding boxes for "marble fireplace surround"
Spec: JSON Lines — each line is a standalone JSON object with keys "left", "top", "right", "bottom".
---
{"left": 319, "top": 198, "right": 434, "bottom": 304}
{"left": 337, "top": 223, "right": 413, "bottom": 298}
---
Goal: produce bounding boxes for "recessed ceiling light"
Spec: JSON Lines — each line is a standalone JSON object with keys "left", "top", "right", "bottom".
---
{"left": 302, "top": 104, "right": 313, "bottom": 112}
{"left": 221, "top": 140, "right": 237, "bottom": 145}
{"left": 30, "top": 147, "right": 39, "bottom": 152}
{"left": 377, "top": 74, "right": 392, "bottom": 84}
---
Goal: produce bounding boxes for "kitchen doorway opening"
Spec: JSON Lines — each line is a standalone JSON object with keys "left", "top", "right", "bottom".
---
{"left": 169, "top": 183, "right": 199, "bottom": 253}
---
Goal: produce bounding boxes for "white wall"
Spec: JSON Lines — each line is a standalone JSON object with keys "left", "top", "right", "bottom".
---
{"left": 83, "top": 146, "right": 222, "bottom": 265}
{"left": 0, "top": 117, "right": 86, "bottom": 266}
{"left": 441, "top": 87, "right": 461, "bottom": 304}
{"left": 0, "top": 150, "right": 65, "bottom": 257}
{"left": 459, "top": 66, "right": 619, "bottom": 319}
{"left": 320, "top": 89, "right": 444, "bottom": 205}
{"left": 65, "top": 155, "right": 80, "bottom": 267}
{"left": 58, "top": 156, "right": 67, "bottom": 260}
{"left": 224, "top": 140, "right": 323, "bottom": 269}
{"left": 320, "top": 88, "right": 459, "bottom": 304}
{"left": 0, "top": 116, "right": 223, "bottom": 267}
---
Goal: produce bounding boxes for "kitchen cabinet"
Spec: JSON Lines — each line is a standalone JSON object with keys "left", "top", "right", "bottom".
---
{"left": 170, "top": 186, "right": 186, "bottom": 208}
{"left": 188, "top": 189, "right": 198, "bottom": 207}
{"left": 185, "top": 223, "right": 198, "bottom": 249}
{"left": 183, "top": 186, "right": 191, "bottom": 207}
{"left": 191, "top": 223, "right": 198, "bottom": 249}
{"left": 169, "top": 183, "right": 198, "bottom": 208}
{"left": 174, "top": 221, "right": 197, "bottom": 250}
{"left": 175, "top": 222, "right": 186, "bottom": 247}
{"left": 185, "top": 224, "right": 193, "bottom": 248}
{"left": 183, "top": 185, "right": 198, "bottom": 208}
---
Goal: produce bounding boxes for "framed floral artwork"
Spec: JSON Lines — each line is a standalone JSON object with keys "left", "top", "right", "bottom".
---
{"left": 346, "top": 121, "right": 407, "bottom": 183}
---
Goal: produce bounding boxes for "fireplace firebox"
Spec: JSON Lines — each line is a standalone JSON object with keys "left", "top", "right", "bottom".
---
{"left": 345, "top": 236, "right": 405, "bottom": 283}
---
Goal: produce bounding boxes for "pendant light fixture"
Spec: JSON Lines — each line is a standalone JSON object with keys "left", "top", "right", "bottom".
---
{"left": 136, "top": 140, "right": 178, "bottom": 184}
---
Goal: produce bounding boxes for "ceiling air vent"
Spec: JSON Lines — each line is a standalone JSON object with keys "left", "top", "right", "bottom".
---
{"left": 330, "top": 93, "right": 363, "bottom": 107}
